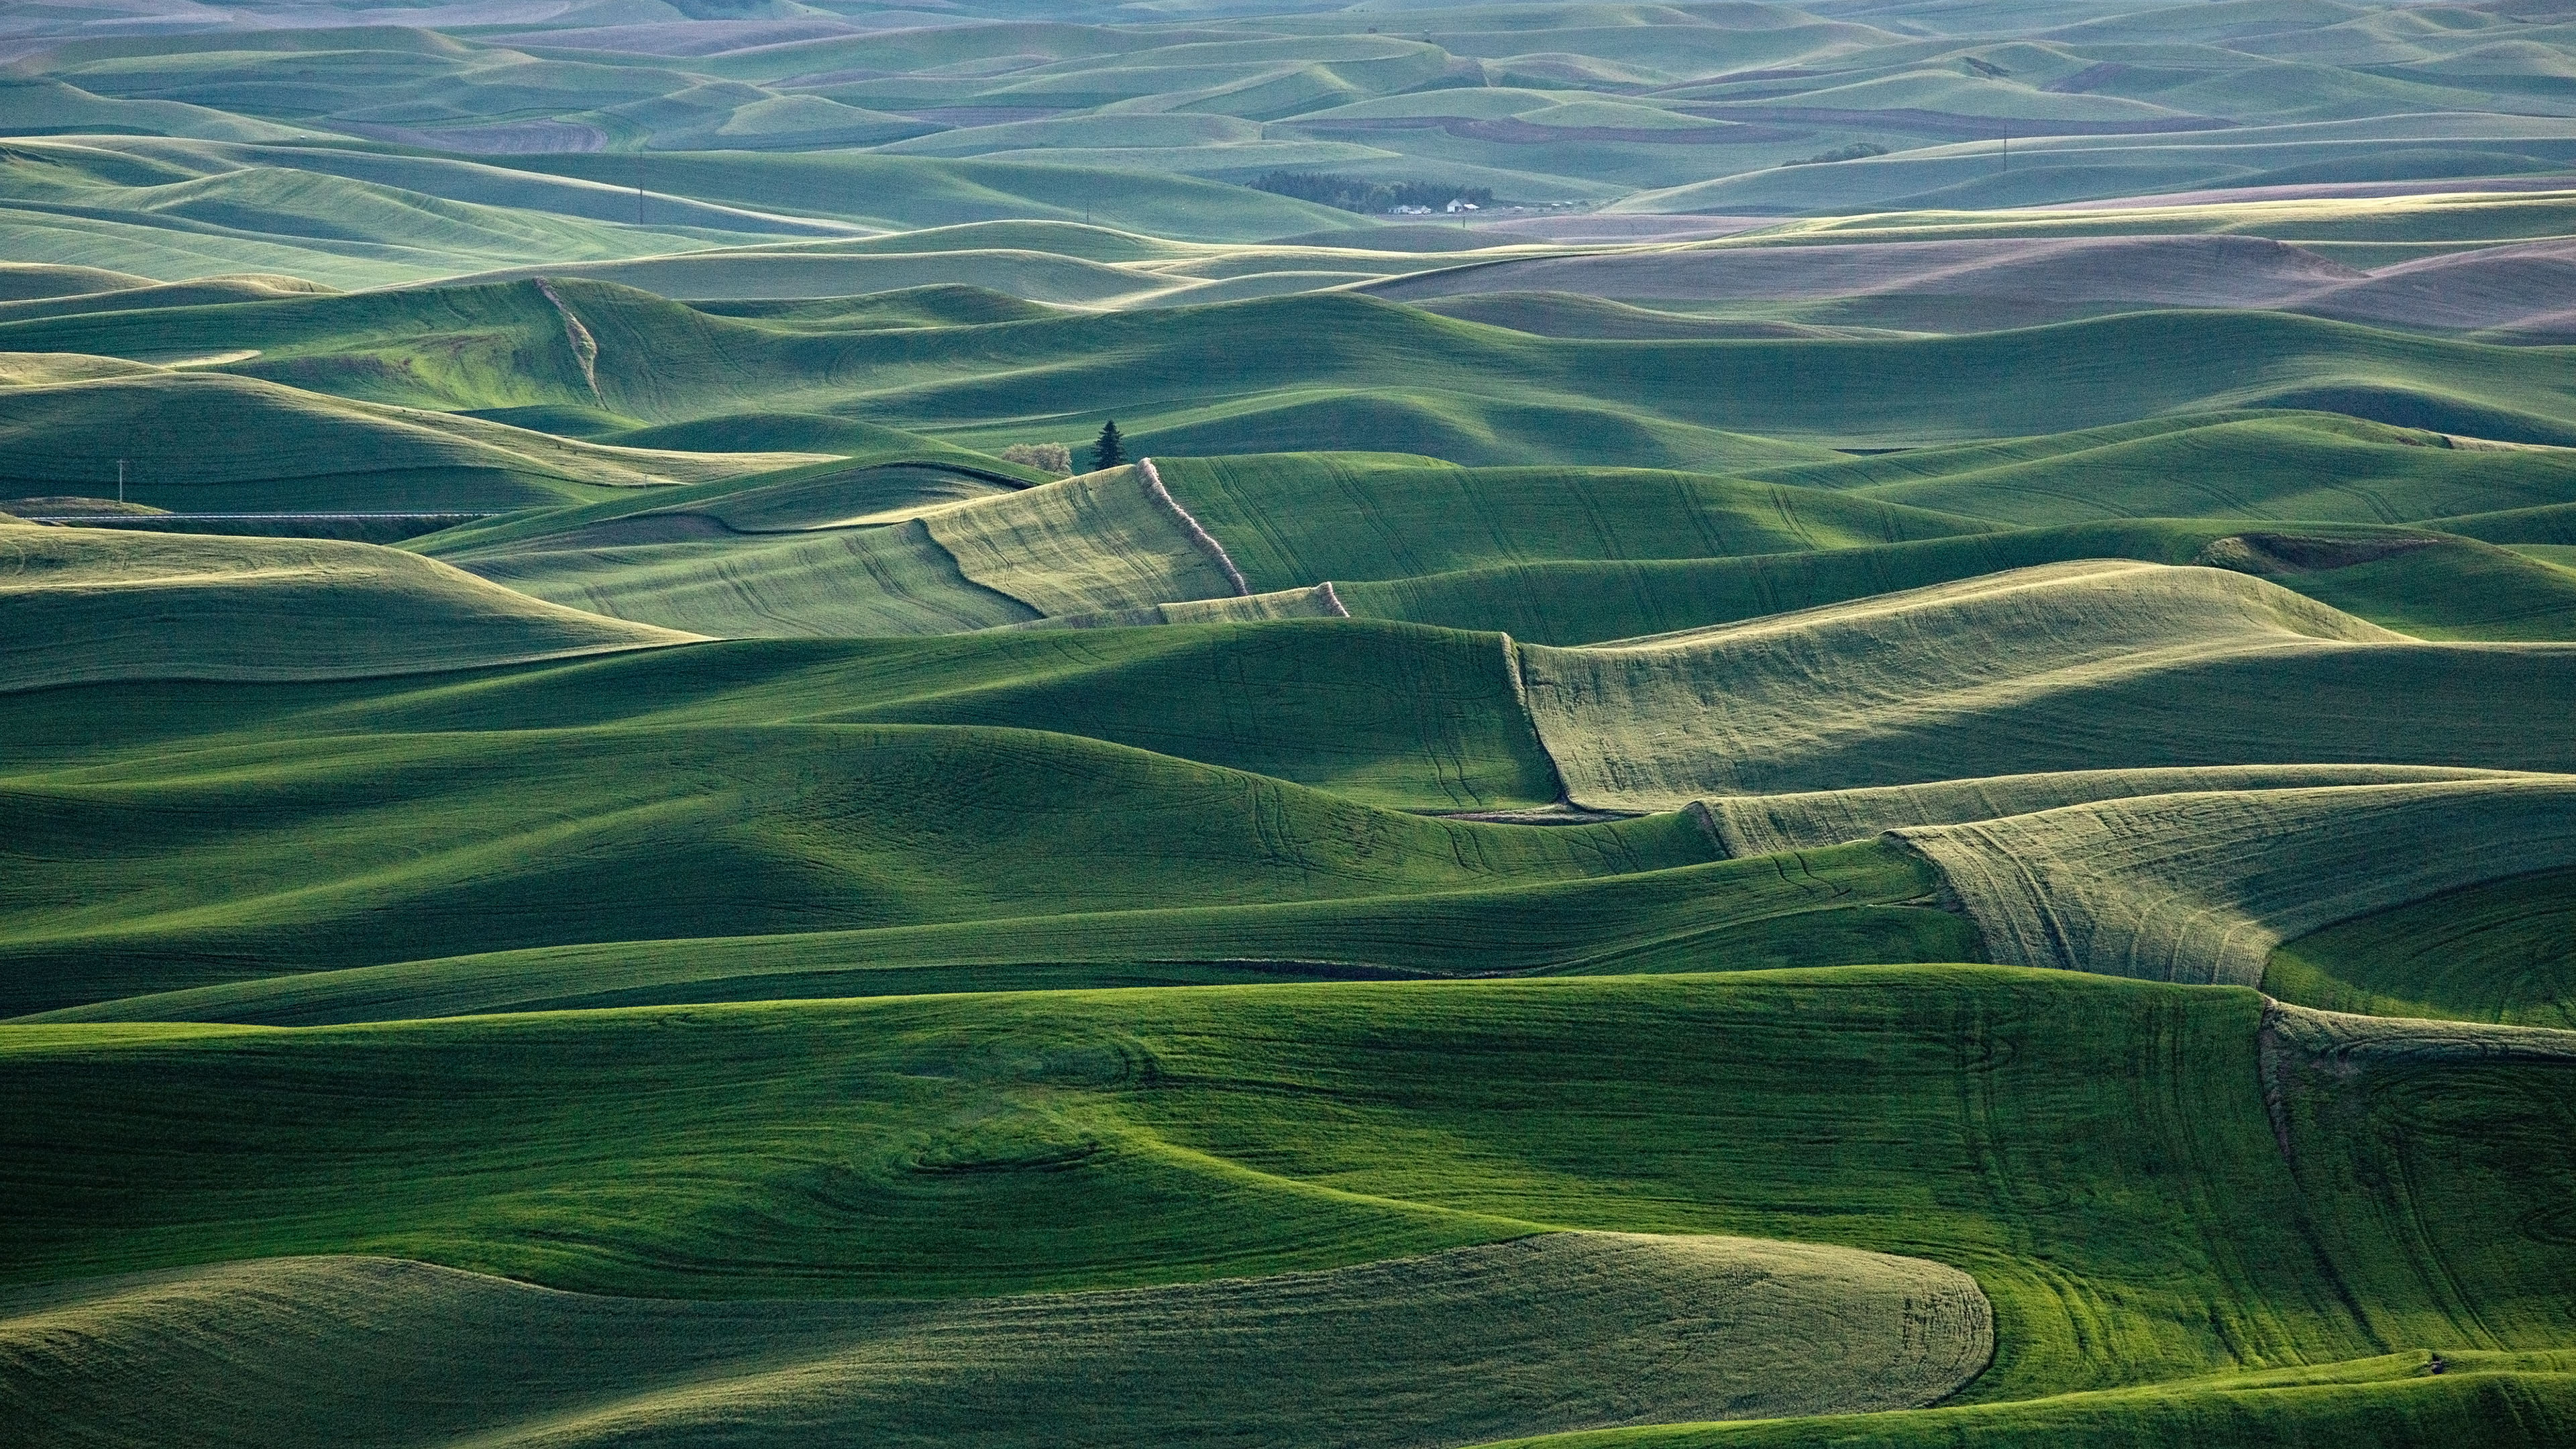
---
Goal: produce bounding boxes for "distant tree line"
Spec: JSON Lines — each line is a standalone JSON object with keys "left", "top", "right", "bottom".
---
{"left": 1780, "top": 142, "right": 1890, "bottom": 168}
{"left": 1251, "top": 172, "right": 1495, "bottom": 214}
{"left": 991, "top": 427, "right": 1123, "bottom": 476}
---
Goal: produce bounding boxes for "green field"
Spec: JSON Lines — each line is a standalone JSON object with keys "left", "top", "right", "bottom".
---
{"left": 7, "top": 0, "right": 2576, "bottom": 1442}
{"left": 2265, "top": 865, "right": 2576, "bottom": 1026}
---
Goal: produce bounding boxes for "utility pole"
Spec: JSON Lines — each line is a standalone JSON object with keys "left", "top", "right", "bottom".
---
{"left": 635, "top": 154, "right": 645, "bottom": 226}
{"left": 2001, "top": 121, "right": 2008, "bottom": 174}
{"left": 117, "top": 458, "right": 125, "bottom": 504}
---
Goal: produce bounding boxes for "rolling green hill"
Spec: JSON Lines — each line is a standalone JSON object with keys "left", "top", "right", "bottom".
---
{"left": 11, "top": 0, "right": 2571, "bottom": 231}
{"left": 6, "top": 967, "right": 2573, "bottom": 1413}
{"left": 0, "top": 719, "right": 1705, "bottom": 1016}
{"left": 1333, "top": 521, "right": 2576, "bottom": 645}
{"left": 0, "top": 1234, "right": 1989, "bottom": 1449}
{"left": 1153, "top": 453, "right": 1986, "bottom": 590}
{"left": 0, "top": 521, "right": 692, "bottom": 692}
{"left": 0, "top": 364, "right": 822, "bottom": 511}
{"left": 392, "top": 441, "right": 2576, "bottom": 647}
{"left": 1507, "top": 558, "right": 2576, "bottom": 806}
{"left": 1752, "top": 412, "right": 2576, "bottom": 524}
{"left": 16, "top": 836, "right": 1967, "bottom": 1028}
{"left": 1902, "top": 774, "right": 2576, "bottom": 985}
{"left": 8, "top": 3, "right": 2576, "bottom": 1442}
{"left": 18, "top": 286, "right": 2575, "bottom": 458}
{"left": 407, "top": 435, "right": 1051, "bottom": 554}
{"left": 1697, "top": 763, "right": 2523, "bottom": 858}
{"left": 0, "top": 138, "right": 766, "bottom": 291}
{"left": 1488, "top": 1349, "right": 2576, "bottom": 1448}
{"left": 2265, "top": 864, "right": 2576, "bottom": 1027}
{"left": 0, "top": 271, "right": 335, "bottom": 323}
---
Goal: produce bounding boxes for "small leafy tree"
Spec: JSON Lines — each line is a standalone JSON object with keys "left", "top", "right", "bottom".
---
{"left": 1000, "top": 441, "right": 1073, "bottom": 477}
{"left": 1093, "top": 419, "right": 1126, "bottom": 470}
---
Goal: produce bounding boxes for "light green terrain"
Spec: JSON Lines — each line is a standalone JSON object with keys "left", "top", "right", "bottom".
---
{"left": 6, "top": 970, "right": 2573, "bottom": 1431}
{"left": 0, "top": 1235, "right": 1990, "bottom": 1449}
{"left": 0, "top": 362, "right": 825, "bottom": 511}
{"left": 6, "top": 1, "right": 2576, "bottom": 1443}
{"left": 1513, "top": 559, "right": 2576, "bottom": 804}
{"left": 1900, "top": 774, "right": 2576, "bottom": 984}
{"left": 0, "top": 520, "right": 692, "bottom": 690}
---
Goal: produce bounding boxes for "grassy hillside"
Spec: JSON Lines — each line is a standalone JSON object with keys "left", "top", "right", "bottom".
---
{"left": 434, "top": 462, "right": 1248, "bottom": 637}
{"left": 18, "top": 286, "right": 2574, "bottom": 458}
{"left": 231, "top": 619, "right": 1559, "bottom": 812}
{"left": 0, "top": 138, "right": 765, "bottom": 291}
{"left": 0, "top": 521, "right": 690, "bottom": 692}
{"left": 1485, "top": 1351, "right": 2576, "bottom": 1448}
{"left": 0, "top": 272, "right": 335, "bottom": 324}
{"left": 0, "top": 720, "right": 1705, "bottom": 1015}
{"left": 11, "top": 0, "right": 2568, "bottom": 231}
{"left": 1902, "top": 775, "right": 2576, "bottom": 985}
{"left": 7, "top": 5, "right": 2576, "bottom": 1443}
{"left": 1375, "top": 232, "right": 2576, "bottom": 338}
{"left": 1513, "top": 559, "right": 2533, "bottom": 806}
{"left": 451, "top": 520, "right": 1049, "bottom": 637}
{"left": 5, "top": 968, "right": 2572, "bottom": 1404}
{"left": 2265, "top": 865, "right": 2576, "bottom": 1027}
{"left": 1336, "top": 522, "right": 2576, "bottom": 645}
{"left": 1760, "top": 413, "right": 2576, "bottom": 525}
{"left": 0, "top": 1234, "right": 1988, "bottom": 1449}
{"left": 1699, "top": 763, "right": 2520, "bottom": 857}
{"left": 498, "top": 152, "right": 1362, "bottom": 243}
{"left": 1156, "top": 453, "right": 1987, "bottom": 591}
{"left": 0, "top": 362, "right": 822, "bottom": 512}
{"left": 400, "top": 442, "right": 2576, "bottom": 647}
{"left": 409, "top": 439, "right": 1051, "bottom": 556}
{"left": 19, "top": 837, "right": 1968, "bottom": 1027}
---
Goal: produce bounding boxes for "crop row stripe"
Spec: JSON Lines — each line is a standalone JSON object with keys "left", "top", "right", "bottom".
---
{"left": 1139, "top": 458, "right": 1252, "bottom": 598}
{"left": 531, "top": 278, "right": 602, "bottom": 405}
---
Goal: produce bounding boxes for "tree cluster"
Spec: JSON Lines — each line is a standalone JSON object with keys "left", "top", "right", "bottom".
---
{"left": 1780, "top": 142, "right": 1890, "bottom": 168}
{"left": 1000, "top": 442, "right": 1073, "bottom": 477}
{"left": 1250, "top": 172, "right": 1495, "bottom": 214}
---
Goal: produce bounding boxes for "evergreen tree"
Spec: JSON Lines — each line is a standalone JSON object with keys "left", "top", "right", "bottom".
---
{"left": 1093, "top": 419, "right": 1126, "bottom": 470}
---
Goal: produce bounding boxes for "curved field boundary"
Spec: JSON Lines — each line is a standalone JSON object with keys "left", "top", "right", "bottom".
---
{"left": 1701, "top": 765, "right": 2524, "bottom": 858}
{"left": 465, "top": 517, "right": 1044, "bottom": 638}
{"left": 1892, "top": 775, "right": 2576, "bottom": 986}
{"left": 0, "top": 1234, "right": 1988, "bottom": 1449}
{"left": 1498, "top": 629, "right": 1574, "bottom": 808}
{"left": 926, "top": 466, "right": 1242, "bottom": 616}
{"left": 1021, "top": 582, "right": 1352, "bottom": 630}
{"left": 2265, "top": 1000, "right": 2576, "bottom": 1072}
{"left": 1138, "top": 458, "right": 1251, "bottom": 598}
{"left": 1515, "top": 560, "right": 2402, "bottom": 809}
